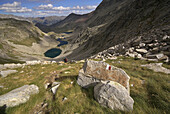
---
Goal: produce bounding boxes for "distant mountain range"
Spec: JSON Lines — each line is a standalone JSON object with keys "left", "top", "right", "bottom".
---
{"left": 27, "top": 16, "right": 66, "bottom": 26}
{"left": 35, "top": 12, "right": 93, "bottom": 33}
{"left": 0, "top": 14, "right": 66, "bottom": 26}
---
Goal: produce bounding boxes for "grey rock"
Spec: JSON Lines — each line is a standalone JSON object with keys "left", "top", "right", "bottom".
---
{"left": 94, "top": 81, "right": 134, "bottom": 111}
{"left": 77, "top": 69, "right": 100, "bottom": 88}
{"left": 125, "top": 51, "right": 142, "bottom": 59}
{"left": 52, "top": 82, "right": 60, "bottom": 87}
{"left": 135, "top": 49, "right": 148, "bottom": 54}
{"left": 0, "top": 70, "right": 17, "bottom": 78}
{"left": 62, "top": 97, "right": 68, "bottom": 102}
{"left": 0, "top": 85, "right": 39, "bottom": 107}
{"left": 155, "top": 53, "right": 164, "bottom": 60}
{"left": 139, "top": 43, "right": 145, "bottom": 48}
{"left": 145, "top": 53, "right": 168, "bottom": 62}
{"left": 147, "top": 59, "right": 158, "bottom": 62}
{"left": 51, "top": 83, "right": 60, "bottom": 95}
{"left": 84, "top": 60, "right": 130, "bottom": 90}
{"left": 163, "top": 35, "right": 170, "bottom": 40}
{"left": 141, "top": 63, "right": 170, "bottom": 74}
{"left": 44, "top": 83, "right": 51, "bottom": 90}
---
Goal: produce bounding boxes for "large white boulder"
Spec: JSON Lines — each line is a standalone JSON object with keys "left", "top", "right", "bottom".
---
{"left": 94, "top": 81, "right": 134, "bottom": 111}
{"left": 77, "top": 60, "right": 130, "bottom": 92}
{"left": 0, "top": 85, "right": 39, "bottom": 107}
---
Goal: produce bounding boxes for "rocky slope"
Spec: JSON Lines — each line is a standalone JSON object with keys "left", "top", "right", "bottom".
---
{"left": 61, "top": 0, "right": 170, "bottom": 60}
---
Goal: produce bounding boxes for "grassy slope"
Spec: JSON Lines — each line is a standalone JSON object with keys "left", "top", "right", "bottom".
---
{"left": 0, "top": 57, "right": 24, "bottom": 64}
{"left": 0, "top": 57, "right": 169, "bottom": 114}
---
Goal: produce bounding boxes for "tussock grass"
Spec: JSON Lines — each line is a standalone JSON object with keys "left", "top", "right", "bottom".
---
{"left": 0, "top": 57, "right": 169, "bottom": 114}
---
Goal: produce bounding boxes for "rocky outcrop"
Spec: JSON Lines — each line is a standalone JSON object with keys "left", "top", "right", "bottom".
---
{"left": 0, "top": 85, "right": 39, "bottom": 107}
{"left": 94, "top": 81, "right": 134, "bottom": 111}
{"left": 90, "top": 34, "right": 170, "bottom": 63}
{"left": 77, "top": 60, "right": 133, "bottom": 111}
{"left": 0, "top": 70, "right": 17, "bottom": 78}
{"left": 141, "top": 63, "right": 170, "bottom": 74}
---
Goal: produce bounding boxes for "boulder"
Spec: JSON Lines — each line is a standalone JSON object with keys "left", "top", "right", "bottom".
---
{"left": 94, "top": 81, "right": 134, "bottom": 111}
{"left": 0, "top": 70, "right": 17, "bottom": 78}
{"left": 77, "top": 69, "right": 100, "bottom": 88}
{"left": 77, "top": 60, "right": 130, "bottom": 92}
{"left": 135, "top": 49, "right": 148, "bottom": 54}
{"left": 145, "top": 53, "right": 168, "bottom": 62}
{"left": 141, "top": 63, "right": 170, "bottom": 74}
{"left": 0, "top": 85, "right": 39, "bottom": 107}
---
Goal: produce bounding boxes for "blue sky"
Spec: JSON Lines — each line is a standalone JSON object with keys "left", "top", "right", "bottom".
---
{"left": 0, "top": 0, "right": 102, "bottom": 17}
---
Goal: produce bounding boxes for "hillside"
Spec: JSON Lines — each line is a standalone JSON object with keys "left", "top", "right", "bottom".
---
{"left": 0, "top": 18, "right": 59, "bottom": 62}
{"left": 62, "top": 0, "right": 170, "bottom": 60}
{"left": 0, "top": 57, "right": 169, "bottom": 113}
{"left": 36, "top": 13, "right": 93, "bottom": 33}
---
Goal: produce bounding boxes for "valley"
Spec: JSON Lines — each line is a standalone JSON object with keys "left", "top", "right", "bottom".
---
{"left": 0, "top": 0, "right": 170, "bottom": 113}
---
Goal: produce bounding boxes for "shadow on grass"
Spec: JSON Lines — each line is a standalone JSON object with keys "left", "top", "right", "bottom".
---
{"left": 0, "top": 105, "right": 7, "bottom": 114}
{"left": 55, "top": 75, "right": 77, "bottom": 81}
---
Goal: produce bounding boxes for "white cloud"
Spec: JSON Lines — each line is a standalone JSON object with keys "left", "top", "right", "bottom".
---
{"left": 72, "top": 6, "right": 84, "bottom": 10}
{"left": 38, "top": 4, "right": 53, "bottom": 9}
{"left": 2, "top": 2, "right": 21, "bottom": 7}
{"left": 53, "top": 6, "right": 70, "bottom": 10}
{"left": 36, "top": 4, "right": 97, "bottom": 11}
{"left": 85, "top": 5, "right": 97, "bottom": 10}
{"left": 5, "top": 7, "right": 32, "bottom": 13}
{"left": 36, "top": 4, "right": 70, "bottom": 11}
{"left": 0, "top": 1, "right": 32, "bottom": 13}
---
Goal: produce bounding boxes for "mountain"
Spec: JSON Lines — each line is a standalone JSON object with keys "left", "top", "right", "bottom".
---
{"left": 27, "top": 16, "right": 66, "bottom": 26}
{"left": 36, "top": 12, "right": 93, "bottom": 33}
{"left": 63, "top": 0, "right": 170, "bottom": 60}
{"left": 0, "top": 14, "right": 30, "bottom": 22}
{"left": 0, "top": 18, "right": 58, "bottom": 62}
